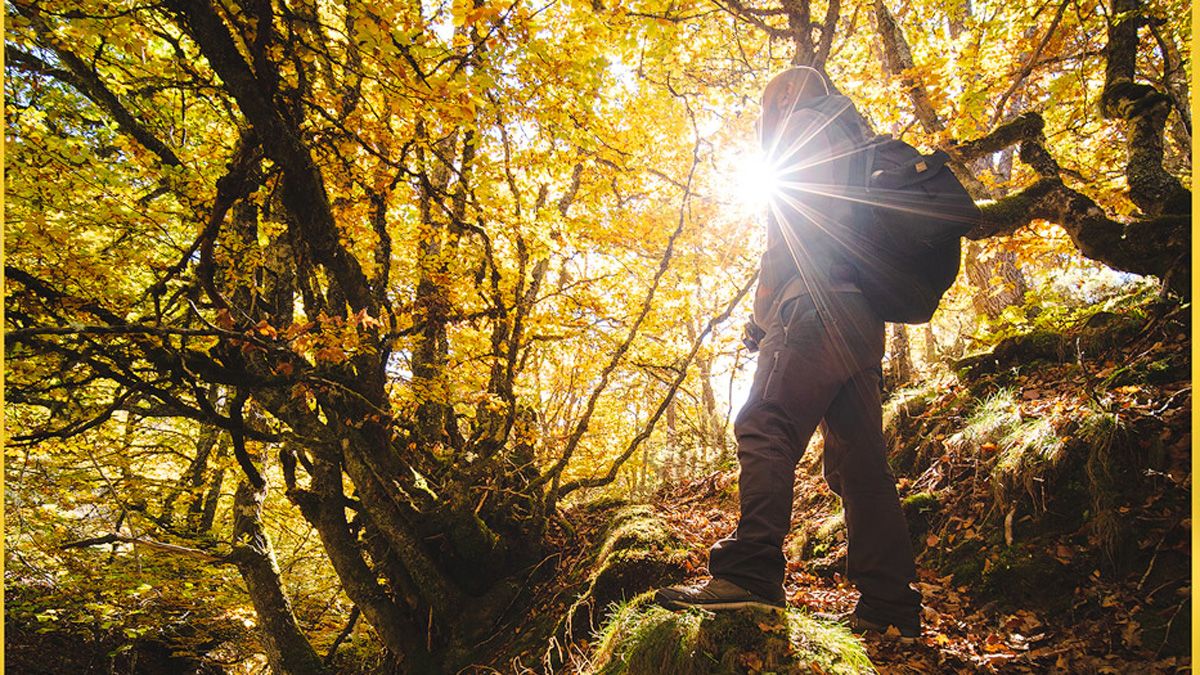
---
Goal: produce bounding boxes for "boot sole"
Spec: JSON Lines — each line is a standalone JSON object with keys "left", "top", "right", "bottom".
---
{"left": 655, "top": 592, "right": 785, "bottom": 612}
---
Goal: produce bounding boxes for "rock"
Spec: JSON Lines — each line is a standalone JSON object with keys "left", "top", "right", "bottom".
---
{"left": 591, "top": 594, "right": 875, "bottom": 674}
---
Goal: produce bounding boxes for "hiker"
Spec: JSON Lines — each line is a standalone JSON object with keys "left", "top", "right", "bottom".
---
{"left": 654, "top": 66, "right": 947, "bottom": 639}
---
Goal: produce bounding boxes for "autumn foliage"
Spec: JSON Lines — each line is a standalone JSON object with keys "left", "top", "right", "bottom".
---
{"left": 4, "top": 0, "right": 1189, "bottom": 671}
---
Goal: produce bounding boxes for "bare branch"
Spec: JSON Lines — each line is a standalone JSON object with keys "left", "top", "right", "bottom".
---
{"left": 557, "top": 270, "right": 759, "bottom": 498}
{"left": 989, "top": 0, "right": 1070, "bottom": 127}
{"left": 530, "top": 96, "right": 703, "bottom": 497}
{"left": 62, "top": 533, "right": 228, "bottom": 563}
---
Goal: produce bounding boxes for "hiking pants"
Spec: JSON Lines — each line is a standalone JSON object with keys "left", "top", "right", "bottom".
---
{"left": 708, "top": 289, "right": 922, "bottom": 628}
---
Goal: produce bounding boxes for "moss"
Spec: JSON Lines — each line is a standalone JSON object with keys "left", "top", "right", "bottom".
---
{"left": 566, "top": 506, "right": 690, "bottom": 639}
{"left": 978, "top": 546, "right": 1073, "bottom": 614}
{"left": 938, "top": 538, "right": 987, "bottom": 586}
{"left": 443, "top": 510, "right": 504, "bottom": 594}
{"left": 592, "top": 594, "right": 874, "bottom": 675}
{"left": 784, "top": 531, "right": 809, "bottom": 561}
{"left": 882, "top": 384, "right": 939, "bottom": 429}
{"left": 901, "top": 492, "right": 940, "bottom": 552}
{"left": 883, "top": 385, "right": 941, "bottom": 471}
{"left": 1103, "top": 355, "right": 1188, "bottom": 389}
{"left": 901, "top": 492, "right": 939, "bottom": 514}
{"left": 591, "top": 547, "right": 690, "bottom": 614}
{"left": 803, "top": 513, "right": 846, "bottom": 561}
{"left": 955, "top": 329, "right": 1068, "bottom": 379}
{"left": 582, "top": 495, "right": 631, "bottom": 514}
{"left": 593, "top": 597, "right": 705, "bottom": 675}
{"left": 597, "top": 506, "right": 676, "bottom": 562}
{"left": 1141, "top": 356, "right": 1185, "bottom": 383}
{"left": 1077, "top": 311, "right": 1144, "bottom": 354}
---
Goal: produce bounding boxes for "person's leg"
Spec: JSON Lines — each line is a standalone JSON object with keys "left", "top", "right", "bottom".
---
{"left": 822, "top": 365, "right": 922, "bottom": 630}
{"left": 708, "top": 296, "right": 838, "bottom": 602}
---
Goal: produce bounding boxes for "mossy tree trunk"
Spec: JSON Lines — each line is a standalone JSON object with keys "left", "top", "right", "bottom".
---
{"left": 231, "top": 478, "right": 329, "bottom": 675}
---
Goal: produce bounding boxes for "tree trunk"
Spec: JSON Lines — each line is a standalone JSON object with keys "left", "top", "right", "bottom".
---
{"left": 922, "top": 324, "right": 938, "bottom": 368}
{"left": 231, "top": 477, "right": 327, "bottom": 675}
{"left": 887, "top": 323, "right": 913, "bottom": 389}
{"left": 964, "top": 241, "right": 1028, "bottom": 319}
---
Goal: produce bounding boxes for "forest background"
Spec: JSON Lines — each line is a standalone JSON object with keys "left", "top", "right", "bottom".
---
{"left": 2, "top": 0, "right": 1192, "bottom": 672}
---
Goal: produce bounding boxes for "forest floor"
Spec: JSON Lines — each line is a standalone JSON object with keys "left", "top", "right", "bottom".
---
{"left": 570, "top": 298, "right": 1191, "bottom": 674}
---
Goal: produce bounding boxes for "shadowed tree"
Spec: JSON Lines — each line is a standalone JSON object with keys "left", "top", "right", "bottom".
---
{"left": 5, "top": 0, "right": 1188, "bottom": 670}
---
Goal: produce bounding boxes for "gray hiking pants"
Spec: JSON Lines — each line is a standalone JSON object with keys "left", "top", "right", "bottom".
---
{"left": 708, "top": 288, "right": 922, "bottom": 628}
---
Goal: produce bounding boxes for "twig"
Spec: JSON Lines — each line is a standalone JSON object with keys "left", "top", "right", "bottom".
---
{"left": 989, "top": 0, "right": 1071, "bottom": 127}
{"left": 62, "top": 533, "right": 227, "bottom": 563}
{"left": 529, "top": 93, "right": 704, "bottom": 497}
{"left": 557, "top": 269, "right": 759, "bottom": 497}
{"left": 1136, "top": 529, "right": 1168, "bottom": 591}
{"left": 323, "top": 606, "right": 360, "bottom": 666}
{"left": 1154, "top": 599, "right": 1187, "bottom": 658}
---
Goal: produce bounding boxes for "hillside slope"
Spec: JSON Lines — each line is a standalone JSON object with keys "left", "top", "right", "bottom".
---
{"left": 587, "top": 299, "right": 1190, "bottom": 673}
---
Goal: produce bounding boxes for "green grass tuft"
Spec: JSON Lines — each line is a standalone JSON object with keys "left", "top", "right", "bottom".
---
{"left": 592, "top": 593, "right": 875, "bottom": 674}
{"left": 961, "top": 388, "right": 1022, "bottom": 447}
{"left": 991, "top": 415, "right": 1067, "bottom": 508}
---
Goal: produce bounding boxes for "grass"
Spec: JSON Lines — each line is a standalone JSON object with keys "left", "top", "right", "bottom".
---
{"left": 592, "top": 593, "right": 875, "bottom": 674}
{"left": 882, "top": 383, "right": 941, "bottom": 429}
{"left": 960, "top": 388, "right": 1022, "bottom": 447}
{"left": 991, "top": 416, "right": 1067, "bottom": 508}
{"left": 1079, "top": 405, "right": 1125, "bottom": 561}
{"left": 593, "top": 598, "right": 705, "bottom": 675}
{"left": 953, "top": 389, "right": 1068, "bottom": 510}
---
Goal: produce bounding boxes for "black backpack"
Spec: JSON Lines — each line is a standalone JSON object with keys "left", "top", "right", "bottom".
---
{"left": 783, "top": 96, "right": 980, "bottom": 324}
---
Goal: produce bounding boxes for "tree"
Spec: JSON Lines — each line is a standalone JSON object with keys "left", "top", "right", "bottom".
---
{"left": 6, "top": 0, "right": 1188, "bottom": 670}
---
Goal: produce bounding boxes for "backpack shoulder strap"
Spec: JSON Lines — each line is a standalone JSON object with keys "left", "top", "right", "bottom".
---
{"left": 791, "top": 96, "right": 867, "bottom": 147}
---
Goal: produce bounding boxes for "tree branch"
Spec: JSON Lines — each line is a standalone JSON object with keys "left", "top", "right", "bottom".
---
{"left": 989, "top": 0, "right": 1070, "bottom": 127}
{"left": 972, "top": 177, "right": 1188, "bottom": 293}
{"left": 10, "top": 4, "right": 183, "bottom": 167}
{"left": 1099, "top": 0, "right": 1190, "bottom": 216}
{"left": 62, "top": 533, "right": 227, "bottom": 563}
{"left": 167, "top": 0, "right": 376, "bottom": 314}
{"left": 531, "top": 98, "right": 702, "bottom": 497}
{"left": 557, "top": 269, "right": 759, "bottom": 498}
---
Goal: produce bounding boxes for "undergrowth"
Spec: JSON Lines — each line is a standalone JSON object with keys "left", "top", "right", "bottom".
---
{"left": 592, "top": 593, "right": 874, "bottom": 675}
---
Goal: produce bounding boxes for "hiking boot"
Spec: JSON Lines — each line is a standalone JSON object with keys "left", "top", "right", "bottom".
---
{"left": 813, "top": 610, "right": 920, "bottom": 639}
{"left": 655, "top": 578, "right": 786, "bottom": 611}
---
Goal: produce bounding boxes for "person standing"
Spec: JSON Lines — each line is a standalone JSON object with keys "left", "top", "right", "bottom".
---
{"left": 655, "top": 66, "right": 923, "bottom": 638}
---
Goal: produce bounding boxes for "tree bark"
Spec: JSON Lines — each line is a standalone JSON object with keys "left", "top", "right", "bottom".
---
{"left": 964, "top": 241, "right": 1028, "bottom": 319}
{"left": 230, "top": 479, "right": 328, "bottom": 675}
{"left": 887, "top": 324, "right": 913, "bottom": 389}
{"left": 1100, "top": 0, "right": 1191, "bottom": 217}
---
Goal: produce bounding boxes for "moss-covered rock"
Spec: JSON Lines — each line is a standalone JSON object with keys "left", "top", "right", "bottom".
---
{"left": 592, "top": 593, "right": 875, "bottom": 674}
{"left": 955, "top": 329, "right": 1069, "bottom": 380}
{"left": 785, "top": 509, "right": 847, "bottom": 579}
{"left": 567, "top": 505, "right": 690, "bottom": 638}
{"left": 901, "top": 492, "right": 939, "bottom": 553}
{"left": 1076, "top": 311, "right": 1144, "bottom": 354}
